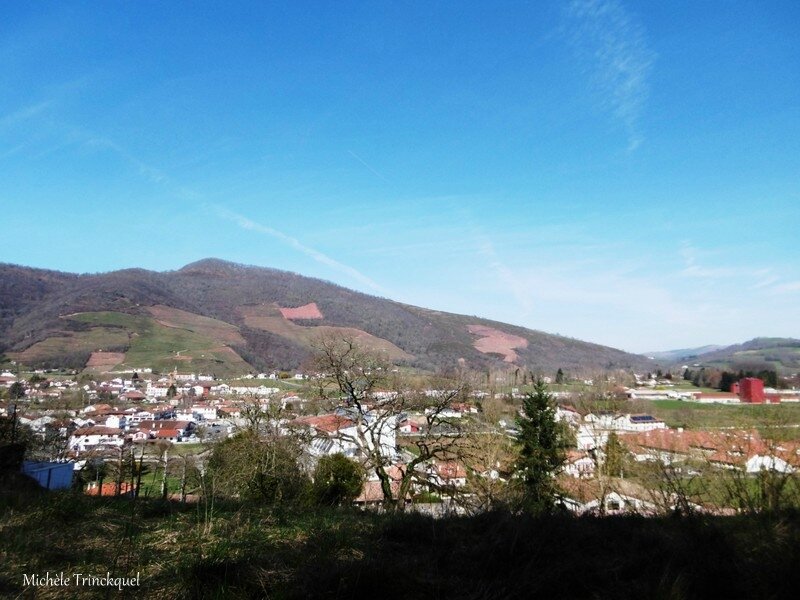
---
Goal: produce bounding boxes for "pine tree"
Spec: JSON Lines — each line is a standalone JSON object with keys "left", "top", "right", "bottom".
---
{"left": 515, "top": 379, "right": 568, "bottom": 514}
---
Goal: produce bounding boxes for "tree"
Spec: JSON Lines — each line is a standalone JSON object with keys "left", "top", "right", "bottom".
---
{"left": 8, "top": 381, "right": 25, "bottom": 400}
{"left": 310, "top": 335, "right": 465, "bottom": 511}
{"left": 312, "top": 453, "right": 363, "bottom": 506}
{"left": 208, "top": 429, "right": 309, "bottom": 505}
{"left": 603, "top": 431, "right": 625, "bottom": 479}
{"left": 555, "top": 368, "right": 565, "bottom": 385}
{"left": 515, "top": 379, "right": 569, "bottom": 514}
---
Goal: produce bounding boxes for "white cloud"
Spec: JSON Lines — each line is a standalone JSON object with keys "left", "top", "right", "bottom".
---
{"left": 564, "top": 0, "right": 655, "bottom": 151}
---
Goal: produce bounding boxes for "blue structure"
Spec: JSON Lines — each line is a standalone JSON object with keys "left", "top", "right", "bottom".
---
{"left": 22, "top": 461, "right": 74, "bottom": 490}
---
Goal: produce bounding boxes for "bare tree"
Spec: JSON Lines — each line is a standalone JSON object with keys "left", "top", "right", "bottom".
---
{"left": 309, "top": 335, "right": 466, "bottom": 510}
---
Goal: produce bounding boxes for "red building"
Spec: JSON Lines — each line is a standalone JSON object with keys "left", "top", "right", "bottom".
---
{"left": 739, "top": 378, "right": 765, "bottom": 403}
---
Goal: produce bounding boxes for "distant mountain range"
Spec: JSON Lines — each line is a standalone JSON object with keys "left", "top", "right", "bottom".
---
{"left": 646, "top": 345, "right": 725, "bottom": 363}
{"left": 649, "top": 338, "right": 800, "bottom": 374}
{"left": 0, "top": 259, "right": 653, "bottom": 376}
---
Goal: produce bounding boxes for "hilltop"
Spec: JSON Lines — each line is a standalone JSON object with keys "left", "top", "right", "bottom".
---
{"left": 651, "top": 338, "right": 800, "bottom": 375}
{"left": 0, "top": 259, "right": 652, "bottom": 376}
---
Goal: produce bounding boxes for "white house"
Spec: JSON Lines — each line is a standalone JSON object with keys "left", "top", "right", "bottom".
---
{"left": 103, "top": 414, "right": 128, "bottom": 429}
{"left": 746, "top": 455, "right": 794, "bottom": 474}
{"left": 427, "top": 461, "right": 467, "bottom": 488}
{"left": 294, "top": 410, "right": 398, "bottom": 461}
{"left": 563, "top": 450, "right": 596, "bottom": 478}
{"left": 555, "top": 405, "right": 581, "bottom": 425}
{"left": 191, "top": 404, "right": 218, "bottom": 420}
{"left": 69, "top": 426, "right": 125, "bottom": 453}
{"left": 612, "top": 414, "right": 666, "bottom": 432}
{"left": 577, "top": 424, "right": 609, "bottom": 451}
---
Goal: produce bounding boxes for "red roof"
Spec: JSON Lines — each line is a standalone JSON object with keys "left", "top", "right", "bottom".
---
{"left": 72, "top": 426, "right": 123, "bottom": 437}
{"left": 434, "top": 461, "right": 467, "bottom": 480}
{"left": 294, "top": 414, "right": 355, "bottom": 433}
{"left": 155, "top": 429, "right": 181, "bottom": 438}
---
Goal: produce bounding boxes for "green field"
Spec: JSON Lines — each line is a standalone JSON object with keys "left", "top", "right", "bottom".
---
{"left": 71, "top": 312, "right": 251, "bottom": 376}
{"left": 639, "top": 399, "right": 800, "bottom": 438}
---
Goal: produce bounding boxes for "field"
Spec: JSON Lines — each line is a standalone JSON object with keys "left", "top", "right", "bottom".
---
{"left": 11, "top": 327, "right": 130, "bottom": 367}
{"left": 637, "top": 399, "right": 800, "bottom": 439}
{"left": 71, "top": 312, "right": 251, "bottom": 376}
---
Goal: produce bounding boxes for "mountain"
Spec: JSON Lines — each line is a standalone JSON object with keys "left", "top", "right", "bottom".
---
{"left": 685, "top": 338, "right": 800, "bottom": 375}
{"left": 0, "top": 259, "right": 653, "bottom": 376}
{"left": 645, "top": 345, "right": 725, "bottom": 363}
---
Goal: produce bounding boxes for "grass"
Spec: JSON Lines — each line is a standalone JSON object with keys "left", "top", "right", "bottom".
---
{"left": 70, "top": 312, "right": 251, "bottom": 377}
{"left": 2, "top": 489, "right": 800, "bottom": 599}
{"left": 637, "top": 400, "right": 800, "bottom": 438}
{"left": 11, "top": 327, "right": 130, "bottom": 365}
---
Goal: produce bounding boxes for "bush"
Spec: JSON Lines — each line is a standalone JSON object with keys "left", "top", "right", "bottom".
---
{"left": 208, "top": 431, "right": 310, "bottom": 506}
{"left": 312, "top": 454, "right": 363, "bottom": 507}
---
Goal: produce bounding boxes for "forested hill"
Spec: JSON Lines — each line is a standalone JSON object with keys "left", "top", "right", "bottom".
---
{"left": 687, "top": 338, "right": 800, "bottom": 375}
{"left": 0, "top": 259, "right": 653, "bottom": 375}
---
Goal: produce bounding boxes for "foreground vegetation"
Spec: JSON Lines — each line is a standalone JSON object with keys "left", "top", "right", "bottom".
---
{"left": 2, "top": 485, "right": 800, "bottom": 599}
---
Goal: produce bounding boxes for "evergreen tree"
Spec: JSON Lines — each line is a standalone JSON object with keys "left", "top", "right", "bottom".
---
{"left": 515, "top": 379, "right": 568, "bottom": 514}
{"left": 603, "top": 432, "right": 625, "bottom": 478}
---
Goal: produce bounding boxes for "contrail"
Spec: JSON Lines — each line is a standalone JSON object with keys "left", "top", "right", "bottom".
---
{"left": 213, "top": 206, "right": 387, "bottom": 294}
{"left": 347, "top": 150, "right": 391, "bottom": 183}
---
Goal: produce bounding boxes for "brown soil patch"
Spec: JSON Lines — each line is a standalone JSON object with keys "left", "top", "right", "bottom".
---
{"left": 146, "top": 305, "right": 246, "bottom": 346}
{"left": 468, "top": 324, "right": 528, "bottom": 363}
{"left": 86, "top": 351, "right": 125, "bottom": 370}
{"left": 279, "top": 302, "right": 324, "bottom": 320}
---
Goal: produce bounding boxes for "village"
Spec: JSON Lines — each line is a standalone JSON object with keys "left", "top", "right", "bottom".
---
{"left": 3, "top": 361, "right": 800, "bottom": 516}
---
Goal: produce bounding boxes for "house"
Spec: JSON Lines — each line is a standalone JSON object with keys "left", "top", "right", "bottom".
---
{"left": 563, "top": 450, "right": 596, "bottom": 478}
{"left": 693, "top": 392, "right": 740, "bottom": 404}
{"left": 427, "top": 461, "right": 468, "bottom": 488}
{"left": 558, "top": 477, "right": 659, "bottom": 515}
{"left": 619, "top": 428, "right": 770, "bottom": 470}
{"left": 293, "top": 410, "right": 398, "bottom": 461}
{"left": 555, "top": 405, "right": 581, "bottom": 425}
{"left": 69, "top": 426, "right": 125, "bottom": 453}
{"left": 103, "top": 414, "right": 128, "bottom": 429}
{"left": 398, "top": 417, "right": 423, "bottom": 435}
{"left": 82, "top": 404, "right": 112, "bottom": 415}
{"left": 746, "top": 455, "right": 794, "bottom": 474}
{"left": 292, "top": 414, "right": 360, "bottom": 458}
{"left": 612, "top": 414, "right": 666, "bottom": 432}
{"left": 217, "top": 405, "right": 241, "bottom": 419}
{"left": 576, "top": 424, "right": 609, "bottom": 451}
{"left": 119, "top": 390, "right": 147, "bottom": 403}
{"left": 155, "top": 429, "right": 183, "bottom": 442}
{"left": 136, "top": 420, "right": 194, "bottom": 439}
{"left": 354, "top": 465, "right": 411, "bottom": 508}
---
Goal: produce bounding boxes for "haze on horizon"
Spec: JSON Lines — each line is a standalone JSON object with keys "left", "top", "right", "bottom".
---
{"left": 1, "top": 1, "right": 798, "bottom": 354}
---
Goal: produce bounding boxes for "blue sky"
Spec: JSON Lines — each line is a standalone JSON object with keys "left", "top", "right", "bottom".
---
{"left": 2, "top": 1, "right": 799, "bottom": 353}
